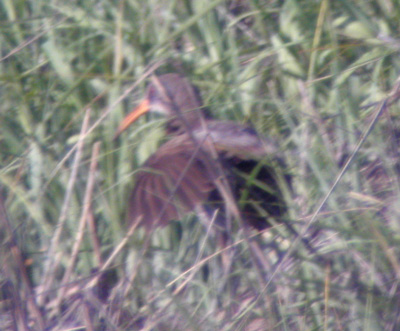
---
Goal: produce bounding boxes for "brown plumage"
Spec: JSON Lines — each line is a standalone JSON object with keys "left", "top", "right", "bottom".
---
{"left": 115, "top": 74, "right": 288, "bottom": 231}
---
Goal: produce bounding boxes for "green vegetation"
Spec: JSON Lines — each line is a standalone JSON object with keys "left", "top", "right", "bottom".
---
{"left": 1, "top": 0, "right": 400, "bottom": 329}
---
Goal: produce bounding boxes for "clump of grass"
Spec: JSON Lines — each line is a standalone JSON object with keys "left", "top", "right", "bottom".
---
{"left": 1, "top": 0, "right": 400, "bottom": 329}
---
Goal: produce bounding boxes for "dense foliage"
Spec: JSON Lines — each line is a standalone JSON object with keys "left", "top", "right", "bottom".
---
{"left": 1, "top": 0, "right": 400, "bottom": 329}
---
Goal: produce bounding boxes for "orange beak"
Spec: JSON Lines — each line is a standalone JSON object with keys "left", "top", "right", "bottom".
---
{"left": 114, "top": 99, "right": 150, "bottom": 139}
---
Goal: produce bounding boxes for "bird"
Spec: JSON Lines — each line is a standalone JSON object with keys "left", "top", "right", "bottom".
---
{"left": 115, "top": 73, "right": 289, "bottom": 233}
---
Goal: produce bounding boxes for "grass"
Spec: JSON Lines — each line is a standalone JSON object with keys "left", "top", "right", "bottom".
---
{"left": 1, "top": 0, "right": 400, "bottom": 330}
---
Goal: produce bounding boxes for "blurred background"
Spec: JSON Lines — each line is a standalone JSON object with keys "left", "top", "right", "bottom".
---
{"left": 1, "top": 0, "right": 400, "bottom": 329}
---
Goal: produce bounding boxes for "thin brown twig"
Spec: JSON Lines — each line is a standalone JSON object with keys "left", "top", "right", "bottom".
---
{"left": 87, "top": 207, "right": 103, "bottom": 267}
{"left": 55, "top": 141, "right": 101, "bottom": 310}
{"left": 38, "top": 108, "right": 91, "bottom": 305}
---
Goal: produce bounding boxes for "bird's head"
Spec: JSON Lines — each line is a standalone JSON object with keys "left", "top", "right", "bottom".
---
{"left": 114, "top": 73, "right": 206, "bottom": 138}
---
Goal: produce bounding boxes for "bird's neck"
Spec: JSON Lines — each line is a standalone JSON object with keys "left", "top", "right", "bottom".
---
{"left": 165, "top": 107, "right": 211, "bottom": 136}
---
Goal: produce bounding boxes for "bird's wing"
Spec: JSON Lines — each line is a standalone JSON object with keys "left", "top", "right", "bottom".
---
{"left": 127, "top": 136, "right": 215, "bottom": 231}
{"left": 192, "top": 121, "right": 278, "bottom": 159}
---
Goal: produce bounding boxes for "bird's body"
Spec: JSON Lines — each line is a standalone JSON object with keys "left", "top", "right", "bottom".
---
{"left": 115, "top": 74, "right": 287, "bottom": 231}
